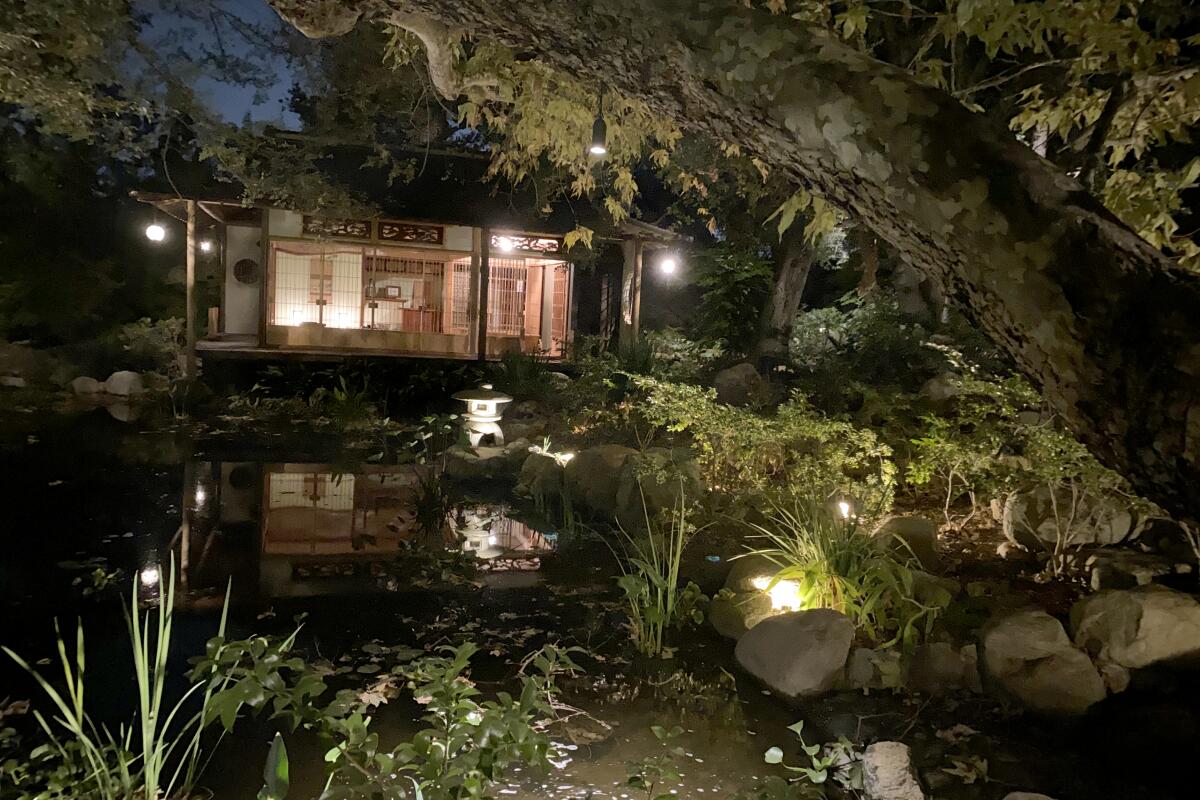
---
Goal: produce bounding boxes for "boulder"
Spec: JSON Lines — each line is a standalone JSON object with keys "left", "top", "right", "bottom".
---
{"left": 709, "top": 591, "right": 775, "bottom": 640}
{"left": 564, "top": 444, "right": 636, "bottom": 516}
{"left": 735, "top": 609, "right": 854, "bottom": 697}
{"left": 70, "top": 376, "right": 104, "bottom": 395}
{"left": 862, "top": 741, "right": 924, "bottom": 800}
{"left": 443, "top": 439, "right": 530, "bottom": 482}
{"left": 724, "top": 554, "right": 781, "bottom": 593}
{"left": 104, "top": 370, "right": 145, "bottom": 397}
{"left": 1085, "top": 549, "right": 1175, "bottom": 591}
{"left": 0, "top": 375, "right": 26, "bottom": 388}
{"left": 907, "top": 642, "right": 980, "bottom": 695}
{"left": 614, "top": 446, "right": 703, "bottom": 529}
{"left": 1070, "top": 586, "right": 1200, "bottom": 669}
{"left": 844, "top": 647, "right": 903, "bottom": 692}
{"left": 713, "top": 362, "right": 768, "bottom": 406}
{"left": 1003, "top": 795, "right": 1057, "bottom": 800}
{"left": 980, "top": 610, "right": 1105, "bottom": 715}
{"left": 875, "top": 516, "right": 940, "bottom": 571}
{"left": 919, "top": 372, "right": 959, "bottom": 404}
{"left": 514, "top": 452, "right": 564, "bottom": 503}
{"left": 1002, "top": 486, "right": 1133, "bottom": 549}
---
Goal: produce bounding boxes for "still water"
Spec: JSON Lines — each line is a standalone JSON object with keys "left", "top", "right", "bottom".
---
{"left": 0, "top": 410, "right": 792, "bottom": 799}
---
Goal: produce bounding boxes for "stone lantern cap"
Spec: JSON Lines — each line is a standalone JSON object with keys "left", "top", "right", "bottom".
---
{"left": 451, "top": 384, "right": 513, "bottom": 404}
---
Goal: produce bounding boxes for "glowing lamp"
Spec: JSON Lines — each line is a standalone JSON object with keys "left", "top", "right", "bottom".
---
{"left": 140, "top": 565, "right": 160, "bottom": 588}
{"left": 195, "top": 486, "right": 206, "bottom": 504}
{"left": 496, "top": 236, "right": 515, "bottom": 253}
{"left": 752, "top": 575, "right": 803, "bottom": 611}
{"left": 451, "top": 384, "right": 513, "bottom": 447}
{"left": 589, "top": 115, "right": 608, "bottom": 156}
{"left": 145, "top": 223, "right": 166, "bottom": 242}
{"left": 837, "top": 500, "right": 852, "bottom": 520}
{"left": 659, "top": 255, "right": 678, "bottom": 275}
{"left": 198, "top": 239, "right": 213, "bottom": 253}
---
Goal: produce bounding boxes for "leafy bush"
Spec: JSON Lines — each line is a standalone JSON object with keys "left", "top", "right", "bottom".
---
{"left": 907, "top": 373, "right": 1148, "bottom": 532}
{"left": 631, "top": 375, "right": 895, "bottom": 510}
{"left": 743, "top": 493, "right": 946, "bottom": 648}
{"left": 492, "top": 350, "right": 554, "bottom": 400}
{"left": 692, "top": 244, "right": 774, "bottom": 352}
{"left": 119, "top": 317, "right": 190, "bottom": 416}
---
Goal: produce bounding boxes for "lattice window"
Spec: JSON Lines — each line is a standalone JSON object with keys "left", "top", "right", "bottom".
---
{"left": 364, "top": 254, "right": 445, "bottom": 333}
{"left": 450, "top": 261, "right": 472, "bottom": 331}
{"left": 551, "top": 263, "right": 570, "bottom": 356}
{"left": 487, "top": 259, "right": 527, "bottom": 336}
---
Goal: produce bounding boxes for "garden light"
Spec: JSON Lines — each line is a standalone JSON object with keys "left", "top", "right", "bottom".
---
{"left": 145, "top": 223, "right": 166, "bottom": 242}
{"left": 752, "top": 575, "right": 803, "bottom": 611}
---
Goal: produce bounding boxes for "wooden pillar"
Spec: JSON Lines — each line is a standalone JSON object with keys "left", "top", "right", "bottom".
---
{"left": 477, "top": 228, "right": 491, "bottom": 362}
{"left": 631, "top": 237, "right": 644, "bottom": 337}
{"left": 185, "top": 200, "right": 198, "bottom": 381}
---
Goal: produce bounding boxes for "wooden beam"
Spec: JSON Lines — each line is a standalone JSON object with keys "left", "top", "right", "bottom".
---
{"left": 477, "top": 227, "right": 491, "bottom": 361}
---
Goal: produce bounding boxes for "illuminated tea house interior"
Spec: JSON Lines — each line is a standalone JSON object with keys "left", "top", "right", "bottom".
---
{"left": 133, "top": 194, "right": 680, "bottom": 366}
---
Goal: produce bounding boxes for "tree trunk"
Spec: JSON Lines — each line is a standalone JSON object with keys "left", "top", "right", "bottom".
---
{"left": 273, "top": 0, "right": 1200, "bottom": 521}
{"left": 754, "top": 227, "right": 816, "bottom": 361}
{"left": 856, "top": 228, "right": 879, "bottom": 294}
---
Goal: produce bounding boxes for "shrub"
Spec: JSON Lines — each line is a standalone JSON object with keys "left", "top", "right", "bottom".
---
{"left": 693, "top": 245, "right": 775, "bottom": 352}
{"left": 631, "top": 375, "right": 895, "bottom": 510}
{"left": 743, "top": 493, "right": 946, "bottom": 648}
{"left": 492, "top": 350, "right": 555, "bottom": 400}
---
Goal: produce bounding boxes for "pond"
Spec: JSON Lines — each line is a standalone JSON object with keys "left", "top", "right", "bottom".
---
{"left": 1, "top": 408, "right": 1196, "bottom": 800}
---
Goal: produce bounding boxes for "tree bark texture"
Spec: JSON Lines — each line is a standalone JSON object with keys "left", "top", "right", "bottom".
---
{"left": 755, "top": 226, "right": 815, "bottom": 360}
{"left": 272, "top": 0, "right": 1200, "bottom": 520}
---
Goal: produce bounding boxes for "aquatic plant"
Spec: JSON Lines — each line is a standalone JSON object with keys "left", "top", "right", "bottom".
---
{"left": 743, "top": 493, "right": 945, "bottom": 649}
{"left": 2, "top": 560, "right": 232, "bottom": 800}
{"left": 761, "top": 720, "right": 862, "bottom": 795}
{"left": 625, "top": 724, "right": 686, "bottom": 800}
{"left": 614, "top": 486, "right": 706, "bottom": 659}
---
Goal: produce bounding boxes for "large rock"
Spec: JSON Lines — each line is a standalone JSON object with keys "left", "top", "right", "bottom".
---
{"left": 713, "top": 362, "right": 768, "bottom": 406}
{"left": 564, "top": 444, "right": 636, "bottom": 515}
{"left": 1002, "top": 486, "right": 1133, "bottom": 548}
{"left": 70, "top": 376, "right": 103, "bottom": 395}
{"left": 1003, "top": 794, "right": 1057, "bottom": 800}
{"left": 907, "top": 642, "right": 980, "bottom": 694}
{"left": 614, "top": 446, "right": 703, "bottom": 529}
{"left": 862, "top": 741, "right": 924, "bottom": 800}
{"left": 443, "top": 439, "right": 530, "bottom": 482}
{"left": 709, "top": 591, "right": 775, "bottom": 640}
{"left": 735, "top": 609, "right": 854, "bottom": 697}
{"left": 980, "top": 610, "right": 1105, "bottom": 715}
{"left": 724, "top": 554, "right": 780, "bottom": 593}
{"left": 104, "top": 370, "right": 145, "bottom": 397}
{"left": 1070, "top": 586, "right": 1200, "bottom": 669}
{"left": 514, "top": 452, "right": 564, "bottom": 503}
{"left": 1085, "top": 549, "right": 1176, "bottom": 591}
{"left": 874, "top": 516, "right": 940, "bottom": 571}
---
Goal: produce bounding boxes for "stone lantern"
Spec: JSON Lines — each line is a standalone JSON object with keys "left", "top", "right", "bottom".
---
{"left": 451, "top": 384, "right": 513, "bottom": 447}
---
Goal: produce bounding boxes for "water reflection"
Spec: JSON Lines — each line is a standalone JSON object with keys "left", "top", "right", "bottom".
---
{"left": 182, "top": 461, "right": 556, "bottom": 600}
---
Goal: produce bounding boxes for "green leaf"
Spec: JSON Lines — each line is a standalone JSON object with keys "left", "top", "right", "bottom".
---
{"left": 258, "top": 732, "right": 290, "bottom": 800}
{"left": 764, "top": 746, "right": 784, "bottom": 765}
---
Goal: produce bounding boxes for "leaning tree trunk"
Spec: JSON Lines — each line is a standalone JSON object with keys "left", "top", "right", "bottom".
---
{"left": 272, "top": 0, "right": 1200, "bottom": 521}
{"left": 754, "top": 226, "right": 816, "bottom": 362}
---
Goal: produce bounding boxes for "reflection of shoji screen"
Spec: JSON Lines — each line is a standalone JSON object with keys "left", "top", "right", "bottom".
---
{"left": 487, "top": 258, "right": 527, "bottom": 336}
{"left": 273, "top": 248, "right": 319, "bottom": 325}
{"left": 551, "top": 263, "right": 569, "bottom": 355}
{"left": 325, "top": 251, "right": 363, "bottom": 329}
{"left": 268, "top": 473, "right": 356, "bottom": 510}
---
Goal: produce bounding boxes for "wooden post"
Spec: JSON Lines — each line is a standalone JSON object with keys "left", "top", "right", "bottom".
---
{"left": 477, "top": 228, "right": 491, "bottom": 362}
{"left": 630, "top": 237, "right": 645, "bottom": 340}
{"left": 185, "top": 199, "right": 198, "bottom": 381}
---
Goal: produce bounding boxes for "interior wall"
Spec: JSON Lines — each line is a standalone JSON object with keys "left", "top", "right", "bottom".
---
{"left": 224, "top": 225, "right": 261, "bottom": 335}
